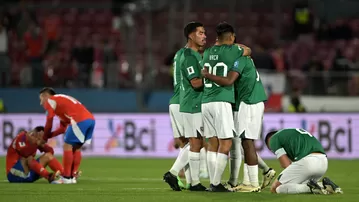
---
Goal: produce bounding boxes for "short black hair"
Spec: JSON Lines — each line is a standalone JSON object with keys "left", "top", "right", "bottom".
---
{"left": 265, "top": 131, "right": 278, "bottom": 145}
{"left": 39, "top": 87, "right": 56, "bottom": 95}
{"left": 34, "top": 126, "right": 45, "bottom": 132}
{"left": 184, "top": 22, "right": 203, "bottom": 40}
{"left": 216, "top": 22, "right": 235, "bottom": 38}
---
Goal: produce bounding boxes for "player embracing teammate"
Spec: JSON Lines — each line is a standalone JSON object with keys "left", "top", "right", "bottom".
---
{"left": 164, "top": 21, "right": 276, "bottom": 192}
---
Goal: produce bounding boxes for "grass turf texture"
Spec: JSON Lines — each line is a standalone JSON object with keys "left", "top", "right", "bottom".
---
{"left": 0, "top": 158, "right": 355, "bottom": 202}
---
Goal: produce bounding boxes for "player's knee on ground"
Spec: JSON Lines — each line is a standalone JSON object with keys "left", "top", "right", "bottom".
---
{"left": 271, "top": 180, "right": 281, "bottom": 193}
{"left": 218, "top": 138, "right": 232, "bottom": 154}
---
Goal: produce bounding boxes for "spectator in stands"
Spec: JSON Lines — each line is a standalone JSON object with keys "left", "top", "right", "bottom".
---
{"left": 288, "top": 89, "right": 306, "bottom": 113}
{"left": 329, "top": 49, "right": 352, "bottom": 95}
{"left": 70, "top": 37, "right": 94, "bottom": 87}
{"left": 303, "top": 55, "right": 326, "bottom": 95}
{"left": 0, "top": 98, "right": 5, "bottom": 113}
{"left": 292, "top": 1, "right": 314, "bottom": 39}
{"left": 43, "top": 11, "right": 62, "bottom": 53}
{"left": 251, "top": 44, "right": 276, "bottom": 71}
{"left": 14, "top": 1, "right": 37, "bottom": 38}
{"left": 23, "top": 22, "right": 47, "bottom": 87}
{"left": 0, "top": 22, "right": 10, "bottom": 87}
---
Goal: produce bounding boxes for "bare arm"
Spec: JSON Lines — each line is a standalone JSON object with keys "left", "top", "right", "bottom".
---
{"left": 236, "top": 44, "right": 252, "bottom": 56}
{"left": 278, "top": 154, "right": 292, "bottom": 168}
{"left": 190, "top": 78, "right": 203, "bottom": 89}
{"left": 202, "top": 69, "right": 239, "bottom": 86}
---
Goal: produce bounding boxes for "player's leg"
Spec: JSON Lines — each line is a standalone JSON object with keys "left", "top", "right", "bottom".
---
{"left": 258, "top": 153, "right": 276, "bottom": 189}
{"left": 8, "top": 156, "right": 59, "bottom": 183}
{"left": 185, "top": 113, "right": 206, "bottom": 191}
{"left": 239, "top": 102, "right": 264, "bottom": 192}
{"left": 38, "top": 152, "right": 64, "bottom": 174}
{"left": 164, "top": 104, "right": 190, "bottom": 190}
{"left": 202, "top": 103, "right": 218, "bottom": 186}
{"left": 199, "top": 139, "right": 208, "bottom": 179}
{"left": 7, "top": 158, "right": 32, "bottom": 183}
{"left": 72, "top": 119, "right": 95, "bottom": 183}
{"left": 55, "top": 119, "right": 93, "bottom": 184}
{"left": 274, "top": 154, "right": 328, "bottom": 194}
{"left": 211, "top": 102, "right": 235, "bottom": 192}
{"left": 228, "top": 111, "right": 242, "bottom": 188}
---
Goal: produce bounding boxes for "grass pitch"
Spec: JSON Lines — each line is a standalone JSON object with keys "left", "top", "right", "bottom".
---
{"left": 0, "top": 158, "right": 355, "bottom": 202}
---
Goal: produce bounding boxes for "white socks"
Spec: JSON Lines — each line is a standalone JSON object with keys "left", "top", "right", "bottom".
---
{"left": 276, "top": 184, "right": 311, "bottom": 194}
{"left": 257, "top": 154, "right": 270, "bottom": 173}
{"left": 199, "top": 147, "right": 208, "bottom": 173}
{"left": 242, "top": 163, "right": 250, "bottom": 185}
{"left": 184, "top": 164, "right": 191, "bottom": 185}
{"left": 247, "top": 164, "right": 259, "bottom": 187}
{"left": 189, "top": 151, "right": 200, "bottom": 186}
{"left": 169, "top": 144, "right": 190, "bottom": 176}
{"left": 213, "top": 153, "right": 228, "bottom": 186}
{"left": 207, "top": 151, "right": 217, "bottom": 184}
{"left": 229, "top": 138, "right": 241, "bottom": 186}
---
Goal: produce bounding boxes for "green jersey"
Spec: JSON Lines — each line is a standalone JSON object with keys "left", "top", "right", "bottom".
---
{"left": 202, "top": 44, "right": 243, "bottom": 104}
{"left": 231, "top": 56, "right": 267, "bottom": 111}
{"left": 269, "top": 128, "right": 326, "bottom": 162}
{"left": 169, "top": 48, "right": 185, "bottom": 105}
{"left": 179, "top": 48, "right": 203, "bottom": 113}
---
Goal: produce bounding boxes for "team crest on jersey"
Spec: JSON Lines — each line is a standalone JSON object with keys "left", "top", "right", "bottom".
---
{"left": 200, "top": 127, "right": 204, "bottom": 132}
{"left": 234, "top": 60, "right": 239, "bottom": 68}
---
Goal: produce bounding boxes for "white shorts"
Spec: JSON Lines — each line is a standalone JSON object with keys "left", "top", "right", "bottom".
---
{"left": 279, "top": 154, "right": 328, "bottom": 185}
{"left": 202, "top": 102, "right": 235, "bottom": 139}
{"left": 169, "top": 104, "right": 184, "bottom": 138}
{"left": 182, "top": 112, "right": 203, "bottom": 138}
{"left": 234, "top": 101, "right": 264, "bottom": 140}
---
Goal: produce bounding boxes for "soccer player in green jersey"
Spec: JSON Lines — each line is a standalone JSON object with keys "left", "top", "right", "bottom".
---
{"left": 164, "top": 22, "right": 207, "bottom": 192}
{"left": 265, "top": 128, "right": 343, "bottom": 195}
{"left": 201, "top": 26, "right": 272, "bottom": 192}
{"left": 201, "top": 22, "right": 250, "bottom": 192}
{"left": 164, "top": 47, "right": 192, "bottom": 191}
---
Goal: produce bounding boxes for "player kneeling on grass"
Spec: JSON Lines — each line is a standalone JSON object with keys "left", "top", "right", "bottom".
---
{"left": 265, "top": 128, "right": 343, "bottom": 194}
{"left": 6, "top": 126, "right": 64, "bottom": 183}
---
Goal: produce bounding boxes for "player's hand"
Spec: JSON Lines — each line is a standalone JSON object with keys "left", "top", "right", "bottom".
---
{"left": 201, "top": 68, "right": 209, "bottom": 78}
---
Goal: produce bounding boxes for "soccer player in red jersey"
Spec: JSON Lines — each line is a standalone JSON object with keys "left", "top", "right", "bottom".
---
{"left": 39, "top": 87, "right": 95, "bottom": 184}
{"left": 6, "top": 126, "right": 63, "bottom": 183}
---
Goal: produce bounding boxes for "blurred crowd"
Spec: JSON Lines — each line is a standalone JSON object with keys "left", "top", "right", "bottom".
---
{"left": 0, "top": 1, "right": 358, "bottom": 96}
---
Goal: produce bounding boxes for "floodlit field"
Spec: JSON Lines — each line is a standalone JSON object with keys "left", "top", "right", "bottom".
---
{"left": 0, "top": 158, "right": 355, "bottom": 202}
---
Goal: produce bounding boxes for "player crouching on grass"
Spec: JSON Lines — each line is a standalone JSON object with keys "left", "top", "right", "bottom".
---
{"left": 6, "top": 126, "right": 64, "bottom": 183}
{"left": 265, "top": 128, "right": 343, "bottom": 194}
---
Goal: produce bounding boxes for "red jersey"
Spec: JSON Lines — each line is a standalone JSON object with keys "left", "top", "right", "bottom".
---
{"left": 43, "top": 94, "right": 94, "bottom": 137}
{"left": 6, "top": 131, "right": 40, "bottom": 174}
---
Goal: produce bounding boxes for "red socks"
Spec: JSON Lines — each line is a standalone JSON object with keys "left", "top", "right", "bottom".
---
{"left": 63, "top": 150, "right": 74, "bottom": 177}
{"left": 29, "top": 159, "right": 50, "bottom": 179}
{"left": 72, "top": 150, "right": 82, "bottom": 174}
{"left": 48, "top": 158, "right": 64, "bottom": 174}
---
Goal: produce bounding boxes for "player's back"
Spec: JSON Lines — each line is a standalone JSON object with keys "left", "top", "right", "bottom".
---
{"left": 169, "top": 48, "right": 185, "bottom": 105}
{"left": 202, "top": 44, "right": 240, "bottom": 104}
{"left": 234, "top": 56, "right": 267, "bottom": 105}
{"left": 273, "top": 128, "right": 325, "bottom": 161}
{"left": 48, "top": 94, "right": 94, "bottom": 122}
{"left": 6, "top": 131, "right": 37, "bottom": 173}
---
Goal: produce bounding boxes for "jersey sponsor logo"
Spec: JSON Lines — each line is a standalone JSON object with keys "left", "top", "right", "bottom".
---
{"left": 187, "top": 66, "right": 195, "bottom": 75}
